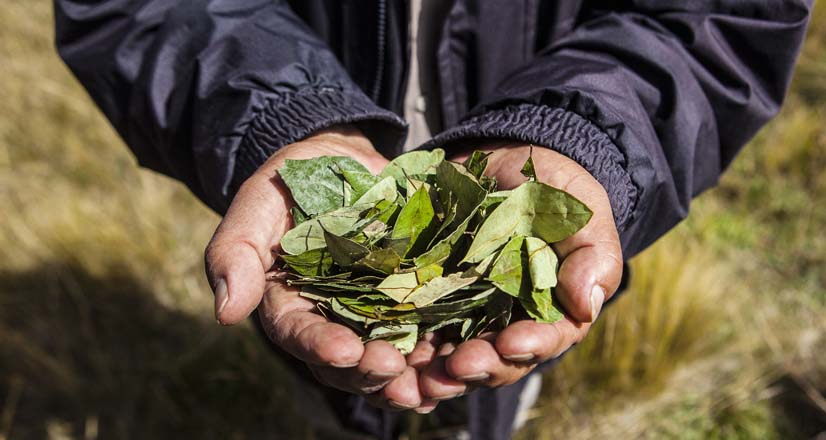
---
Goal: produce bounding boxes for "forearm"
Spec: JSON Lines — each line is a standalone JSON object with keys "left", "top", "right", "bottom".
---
{"left": 54, "top": 0, "right": 406, "bottom": 213}
{"left": 428, "top": 0, "right": 812, "bottom": 257}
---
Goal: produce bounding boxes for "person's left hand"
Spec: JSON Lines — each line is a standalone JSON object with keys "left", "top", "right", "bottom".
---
{"left": 412, "top": 144, "right": 624, "bottom": 399}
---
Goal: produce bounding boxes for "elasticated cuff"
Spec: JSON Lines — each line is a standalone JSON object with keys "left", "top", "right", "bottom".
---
{"left": 232, "top": 86, "right": 406, "bottom": 191}
{"left": 427, "top": 104, "right": 637, "bottom": 231}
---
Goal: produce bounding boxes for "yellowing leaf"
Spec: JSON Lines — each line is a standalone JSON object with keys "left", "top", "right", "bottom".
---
{"left": 353, "top": 176, "right": 398, "bottom": 205}
{"left": 353, "top": 248, "right": 401, "bottom": 275}
{"left": 403, "top": 272, "right": 479, "bottom": 307}
{"left": 376, "top": 272, "right": 419, "bottom": 303}
{"left": 524, "top": 237, "right": 558, "bottom": 290}
{"left": 415, "top": 264, "right": 444, "bottom": 284}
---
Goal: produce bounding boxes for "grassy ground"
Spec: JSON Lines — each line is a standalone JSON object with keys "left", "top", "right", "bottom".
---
{"left": 1, "top": 1, "right": 824, "bottom": 439}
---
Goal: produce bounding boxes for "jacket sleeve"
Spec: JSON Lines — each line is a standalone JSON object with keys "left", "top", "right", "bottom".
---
{"left": 428, "top": 1, "right": 812, "bottom": 258}
{"left": 54, "top": 0, "right": 406, "bottom": 213}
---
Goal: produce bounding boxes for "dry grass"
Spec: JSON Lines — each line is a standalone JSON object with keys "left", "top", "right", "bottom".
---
{"left": 2, "top": 1, "right": 825, "bottom": 439}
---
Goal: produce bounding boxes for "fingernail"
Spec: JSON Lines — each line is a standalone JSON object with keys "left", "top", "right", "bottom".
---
{"left": 433, "top": 393, "right": 463, "bottom": 401}
{"left": 330, "top": 361, "right": 359, "bottom": 368}
{"left": 366, "top": 370, "right": 402, "bottom": 383}
{"left": 503, "top": 353, "right": 536, "bottom": 362}
{"left": 456, "top": 372, "right": 489, "bottom": 382}
{"left": 414, "top": 406, "right": 436, "bottom": 414}
{"left": 590, "top": 285, "right": 605, "bottom": 322}
{"left": 388, "top": 400, "right": 420, "bottom": 410}
{"left": 214, "top": 278, "right": 228, "bottom": 324}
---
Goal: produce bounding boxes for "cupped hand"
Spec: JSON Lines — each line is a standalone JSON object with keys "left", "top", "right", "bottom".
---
{"left": 204, "top": 127, "right": 426, "bottom": 409}
{"left": 418, "top": 144, "right": 624, "bottom": 399}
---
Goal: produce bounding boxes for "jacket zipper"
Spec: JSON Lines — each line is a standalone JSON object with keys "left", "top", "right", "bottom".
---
{"left": 370, "top": 0, "right": 387, "bottom": 102}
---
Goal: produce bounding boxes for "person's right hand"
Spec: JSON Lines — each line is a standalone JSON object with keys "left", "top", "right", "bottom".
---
{"left": 204, "top": 127, "right": 429, "bottom": 410}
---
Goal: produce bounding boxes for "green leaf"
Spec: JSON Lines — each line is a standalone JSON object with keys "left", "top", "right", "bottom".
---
{"left": 434, "top": 161, "right": 487, "bottom": 228}
{"left": 412, "top": 287, "right": 497, "bottom": 325}
{"left": 413, "top": 206, "right": 476, "bottom": 268}
{"left": 280, "top": 248, "right": 333, "bottom": 277}
{"left": 404, "top": 179, "right": 429, "bottom": 199}
{"left": 487, "top": 236, "right": 528, "bottom": 297}
{"left": 365, "top": 323, "right": 419, "bottom": 355}
{"left": 376, "top": 272, "right": 420, "bottom": 303}
{"left": 280, "top": 204, "right": 373, "bottom": 255}
{"left": 423, "top": 318, "right": 467, "bottom": 333}
{"left": 341, "top": 169, "right": 382, "bottom": 203}
{"left": 391, "top": 186, "right": 439, "bottom": 257}
{"left": 520, "top": 154, "right": 537, "bottom": 181}
{"left": 387, "top": 330, "right": 419, "bottom": 355}
{"left": 379, "top": 287, "right": 497, "bottom": 325}
{"left": 524, "top": 237, "right": 558, "bottom": 290}
{"left": 414, "top": 287, "right": 497, "bottom": 317}
{"left": 427, "top": 199, "right": 458, "bottom": 246}
{"left": 462, "top": 150, "right": 492, "bottom": 179}
{"left": 360, "top": 220, "right": 388, "bottom": 243}
{"left": 380, "top": 149, "right": 445, "bottom": 186}
{"left": 520, "top": 288, "right": 564, "bottom": 323}
{"left": 329, "top": 297, "right": 376, "bottom": 328}
{"left": 463, "top": 317, "right": 491, "bottom": 341}
{"left": 279, "top": 157, "right": 370, "bottom": 216}
{"left": 353, "top": 199, "right": 399, "bottom": 233}
{"left": 415, "top": 264, "right": 443, "bottom": 284}
{"left": 484, "top": 292, "right": 513, "bottom": 332}
{"left": 480, "top": 190, "right": 512, "bottom": 211}
{"left": 298, "top": 287, "right": 334, "bottom": 303}
{"left": 462, "top": 181, "right": 593, "bottom": 263}
{"left": 365, "top": 322, "right": 418, "bottom": 340}
{"left": 290, "top": 206, "right": 309, "bottom": 225}
{"left": 403, "top": 271, "right": 479, "bottom": 307}
{"left": 323, "top": 229, "right": 370, "bottom": 267}
{"left": 469, "top": 252, "right": 498, "bottom": 277}
{"left": 353, "top": 248, "right": 402, "bottom": 275}
{"left": 353, "top": 176, "right": 398, "bottom": 205}
{"left": 289, "top": 279, "right": 376, "bottom": 293}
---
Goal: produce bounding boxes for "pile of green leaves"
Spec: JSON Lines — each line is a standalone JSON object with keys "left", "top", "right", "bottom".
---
{"left": 277, "top": 149, "right": 592, "bottom": 354}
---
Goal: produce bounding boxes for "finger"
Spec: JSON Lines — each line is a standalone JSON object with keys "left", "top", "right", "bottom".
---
{"left": 556, "top": 239, "right": 622, "bottom": 322}
{"left": 444, "top": 336, "right": 535, "bottom": 387}
{"left": 414, "top": 399, "right": 439, "bottom": 415}
{"left": 407, "top": 332, "right": 440, "bottom": 371}
{"left": 419, "top": 343, "right": 467, "bottom": 400}
{"left": 356, "top": 340, "right": 407, "bottom": 383}
{"left": 529, "top": 149, "right": 623, "bottom": 322}
{"left": 206, "top": 170, "right": 293, "bottom": 325}
{"left": 258, "top": 283, "right": 364, "bottom": 366}
{"left": 310, "top": 366, "right": 386, "bottom": 395}
{"left": 494, "top": 317, "right": 591, "bottom": 363}
{"left": 299, "top": 340, "right": 406, "bottom": 395}
{"left": 381, "top": 366, "right": 424, "bottom": 410}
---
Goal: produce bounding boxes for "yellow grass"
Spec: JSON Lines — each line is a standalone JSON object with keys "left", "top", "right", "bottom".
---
{"left": 2, "top": 1, "right": 825, "bottom": 439}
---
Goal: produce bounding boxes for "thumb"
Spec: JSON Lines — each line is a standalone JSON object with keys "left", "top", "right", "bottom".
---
{"left": 205, "top": 170, "right": 292, "bottom": 325}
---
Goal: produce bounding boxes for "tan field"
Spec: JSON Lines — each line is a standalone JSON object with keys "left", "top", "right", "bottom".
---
{"left": 1, "top": 2, "right": 824, "bottom": 439}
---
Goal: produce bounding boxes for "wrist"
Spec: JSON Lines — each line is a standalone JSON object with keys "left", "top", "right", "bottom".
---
{"left": 257, "top": 125, "right": 379, "bottom": 174}
{"left": 301, "top": 125, "right": 376, "bottom": 157}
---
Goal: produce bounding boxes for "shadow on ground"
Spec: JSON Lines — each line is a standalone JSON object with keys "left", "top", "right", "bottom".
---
{"left": 0, "top": 263, "right": 321, "bottom": 440}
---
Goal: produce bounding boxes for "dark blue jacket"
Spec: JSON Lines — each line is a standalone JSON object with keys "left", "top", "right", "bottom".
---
{"left": 54, "top": 0, "right": 812, "bottom": 258}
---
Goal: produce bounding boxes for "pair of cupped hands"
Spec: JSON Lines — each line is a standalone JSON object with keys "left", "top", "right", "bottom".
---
{"left": 205, "top": 126, "right": 623, "bottom": 413}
